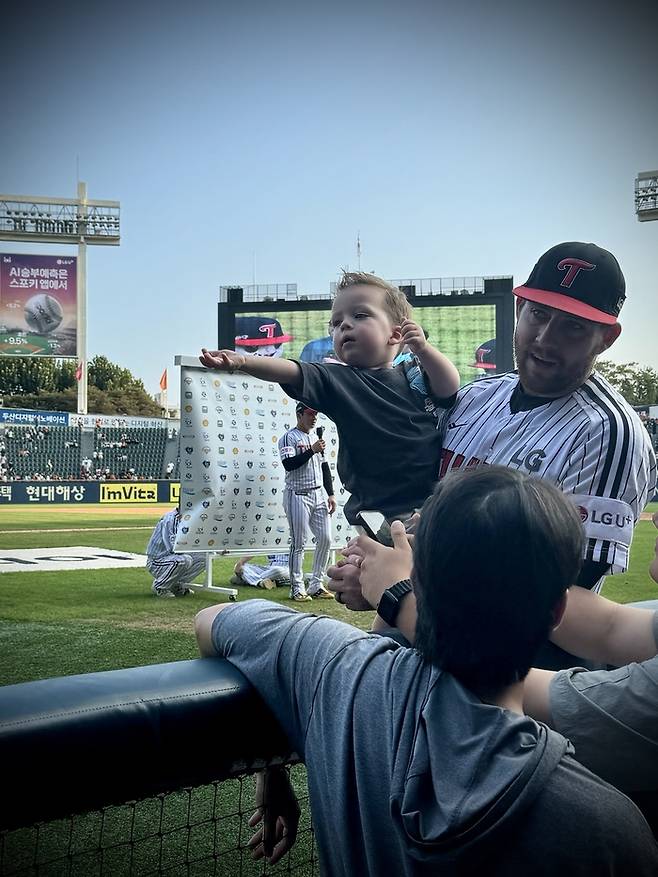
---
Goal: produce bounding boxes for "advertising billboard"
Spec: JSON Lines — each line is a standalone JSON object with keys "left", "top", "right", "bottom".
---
{"left": 0, "top": 253, "right": 77, "bottom": 357}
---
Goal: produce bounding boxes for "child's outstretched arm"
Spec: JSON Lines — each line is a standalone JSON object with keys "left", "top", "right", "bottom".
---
{"left": 399, "top": 320, "right": 460, "bottom": 398}
{"left": 199, "top": 348, "right": 302, "bottom": 392}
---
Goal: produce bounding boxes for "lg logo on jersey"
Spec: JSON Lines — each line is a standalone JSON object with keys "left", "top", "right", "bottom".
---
{"left": 509, "top": 448, "right": 546, "bottom": 473}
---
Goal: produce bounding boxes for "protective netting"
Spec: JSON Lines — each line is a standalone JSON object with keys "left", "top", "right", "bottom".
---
{"left": 0, "top": 764, "right": 316, "bottom": 877}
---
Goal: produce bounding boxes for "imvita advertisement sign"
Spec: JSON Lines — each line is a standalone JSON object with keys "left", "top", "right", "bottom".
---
{"left": 0, "top": 481, "right": 178, "bottom": 505}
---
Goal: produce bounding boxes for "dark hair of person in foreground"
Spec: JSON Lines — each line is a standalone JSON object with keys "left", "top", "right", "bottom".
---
{"left": 414, "top": 466, "right": 584, "bottom": 697}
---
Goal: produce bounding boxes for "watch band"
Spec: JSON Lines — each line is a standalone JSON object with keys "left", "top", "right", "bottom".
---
{"left": 376, "top": 579, "right": 413, "bottom": 627}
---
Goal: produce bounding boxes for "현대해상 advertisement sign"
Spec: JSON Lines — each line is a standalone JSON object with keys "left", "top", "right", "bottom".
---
{"left": 174, "top": 359, "right": 354, "bottom": 554}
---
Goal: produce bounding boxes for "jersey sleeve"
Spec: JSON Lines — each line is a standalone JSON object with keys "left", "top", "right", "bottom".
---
{"left": 211, "top": 600, "right": 371, "bottom": 754}
{"left": 277, "top": 431, "right": 296, "bottom": 462}
{"left": 559, "top": 417, "right": 657, "bottom": 574}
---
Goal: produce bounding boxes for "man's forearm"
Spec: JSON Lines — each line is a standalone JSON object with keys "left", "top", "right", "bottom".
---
{"left": 550, "top": 586, "right": 658, "bottom": 665}
{"left": 415, "top": 346, "right": 460, "bottom": 398}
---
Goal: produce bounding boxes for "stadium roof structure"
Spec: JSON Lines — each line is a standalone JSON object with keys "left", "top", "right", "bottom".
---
{"left": 221, "top": 275, "right": 513, "bottom": 303}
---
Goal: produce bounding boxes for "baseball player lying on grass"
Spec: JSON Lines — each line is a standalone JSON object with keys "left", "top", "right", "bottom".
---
{"left": 229, "top": 554, "right": 291, "bottom": 590}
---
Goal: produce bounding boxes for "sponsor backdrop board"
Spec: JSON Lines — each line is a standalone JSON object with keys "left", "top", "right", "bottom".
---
{"left": 0, "top": 481, "right": 180, "bottom": 505}
{"left": 0, "top": 254, "right": 77, "bottom": 357}
{"left": 174, "top": 356, "right": 354, "bottom": 554}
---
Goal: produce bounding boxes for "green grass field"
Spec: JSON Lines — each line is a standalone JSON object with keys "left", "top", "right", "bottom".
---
{"left": 1, "top": 502, "right": 656, "bottom": 687}
{"left": 0, "top": 503, "right": 375, "bottom": 686}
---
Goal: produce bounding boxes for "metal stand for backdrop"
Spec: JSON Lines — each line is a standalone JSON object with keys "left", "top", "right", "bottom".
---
{"left": 174, "top": 355, "right": 349, "bottom": 598}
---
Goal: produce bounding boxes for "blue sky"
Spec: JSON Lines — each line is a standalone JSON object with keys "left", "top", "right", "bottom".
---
{"left": 2, "top": 0, "right": 656, "bottom": 403}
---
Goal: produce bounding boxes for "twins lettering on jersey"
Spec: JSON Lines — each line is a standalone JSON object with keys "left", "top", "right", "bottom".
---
{"left": 439, "top": 371, "right": 656, "bottom": 573}
{"left": 439, "top": 447, "right": 546, "bottom": 478}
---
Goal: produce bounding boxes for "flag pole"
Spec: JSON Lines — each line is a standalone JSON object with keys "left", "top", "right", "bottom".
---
{"left": 160, "top": 369, "right": 168, "bottom": 417}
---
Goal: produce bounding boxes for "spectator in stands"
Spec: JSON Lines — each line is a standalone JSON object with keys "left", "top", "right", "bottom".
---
{"left": 195, "top": 467, "right": 658, "bottom": 873}
{"left": 165, "top": 461, "right": 175, "bottom": 478}
{"left": 146, "top": 508, "right": 204, "bottom": 598}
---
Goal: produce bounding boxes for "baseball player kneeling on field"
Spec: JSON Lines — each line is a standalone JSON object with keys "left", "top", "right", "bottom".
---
{"left": 146, "top": 508, "right": 205, "bottom": 598}
{"left": 278, "top": 403, "right": 336, "bottom": 601}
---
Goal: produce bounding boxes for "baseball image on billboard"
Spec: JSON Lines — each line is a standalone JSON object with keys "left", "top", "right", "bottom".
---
{"left": 0, "top": 254, "right": 77, "bottom": 357}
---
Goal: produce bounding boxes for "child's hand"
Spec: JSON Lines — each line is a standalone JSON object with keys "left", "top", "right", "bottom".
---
{"left": 199, "top": 348, "right": 246, "bottom": 373}
{"left": 400, "top": 320, "right": 427, "bottom": 354}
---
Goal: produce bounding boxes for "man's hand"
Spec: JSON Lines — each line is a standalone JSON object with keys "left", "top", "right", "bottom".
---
{"left": 359, "top": 521, "right": 413, "bottom": 608}
{"left": 400, "top": 320, "right": 427, "bottom": 355}
{"left": 199, "top": 348, "right": 247, "bottom": 372}
{"left": 327, "top": 558, "right": 373, "bottom": 610}
{"left": 311, "top": 439, "right": 326, "bottom": 454}
{"left": 327, "top": 495, "right": 337, "bottom": 515}
{"left": 247, "top": 767, "right": 300, "bottom": 865}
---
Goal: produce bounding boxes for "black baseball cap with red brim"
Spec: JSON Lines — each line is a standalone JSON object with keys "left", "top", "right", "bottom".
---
{"left": 513, "top": 242, "right": 626, "bottom": 325}
{"left": 234, "top": 316, "right": 293, "bottom": 346}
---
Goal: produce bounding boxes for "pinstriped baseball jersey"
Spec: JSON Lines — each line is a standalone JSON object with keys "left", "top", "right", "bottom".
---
{"left": 278, "top": 427, "right": 323, "bottom": 491}
{"left": 440, "top": 371, "right": 657, "bottom": 575}
{"left": 146, "top": 509, "right": 179, "bottom": 559}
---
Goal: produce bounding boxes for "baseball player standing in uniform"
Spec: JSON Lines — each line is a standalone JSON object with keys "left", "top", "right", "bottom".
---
{"left": 279, "top": 403, "right": 336, "bottom": 601}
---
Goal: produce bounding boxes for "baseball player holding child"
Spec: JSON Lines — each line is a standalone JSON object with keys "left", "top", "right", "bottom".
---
{"left": 278, "top": 403, "right": 336, "bottom": 601}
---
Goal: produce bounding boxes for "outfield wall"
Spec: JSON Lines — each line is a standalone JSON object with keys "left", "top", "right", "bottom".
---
{"left": 0, "top": 479, "right": 180, "bottom": 505}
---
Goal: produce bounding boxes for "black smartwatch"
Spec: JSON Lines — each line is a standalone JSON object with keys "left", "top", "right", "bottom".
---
{"left": 376, "top": 579, "right": 413, "bottom": 626}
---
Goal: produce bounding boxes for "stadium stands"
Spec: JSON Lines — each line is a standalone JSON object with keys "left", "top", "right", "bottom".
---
{"left": 94, "top": 426, "right": 169, "bottom": 479}
{"left": 0, "top": 416, "right": 179, "bottom": 481}
{"left": 1, "top": 424, "right": 83, "bottom": 479}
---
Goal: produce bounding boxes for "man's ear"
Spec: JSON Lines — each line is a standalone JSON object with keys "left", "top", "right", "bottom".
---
{"left": 550, "top": 591, "right": 568, "bottom": 632}
{"left": 515, "top": 298, "right": 525, "bottom": 319}
{"left": 596, "top": 322, "right": 621, "bottom": 354}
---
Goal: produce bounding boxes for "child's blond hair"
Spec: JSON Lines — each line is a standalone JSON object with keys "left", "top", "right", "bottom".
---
{"left": 335, "top": 271, "right": 412, "bottom": 327}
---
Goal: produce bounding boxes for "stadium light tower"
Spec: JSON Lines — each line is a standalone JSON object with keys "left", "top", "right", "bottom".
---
{"left": 0, "top": 183, "right": 120, "bottom": 414}
{"left": 635, "top": 171, "right": 658, "bottom": 221}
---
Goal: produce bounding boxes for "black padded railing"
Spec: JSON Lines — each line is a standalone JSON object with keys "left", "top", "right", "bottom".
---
{"left": 0, "top": 660, "right": 316, "bottom": 875}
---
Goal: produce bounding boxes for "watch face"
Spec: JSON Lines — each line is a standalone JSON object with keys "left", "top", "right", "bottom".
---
{"left": 377, "top": 590, "right": 398, "bottom": 627}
